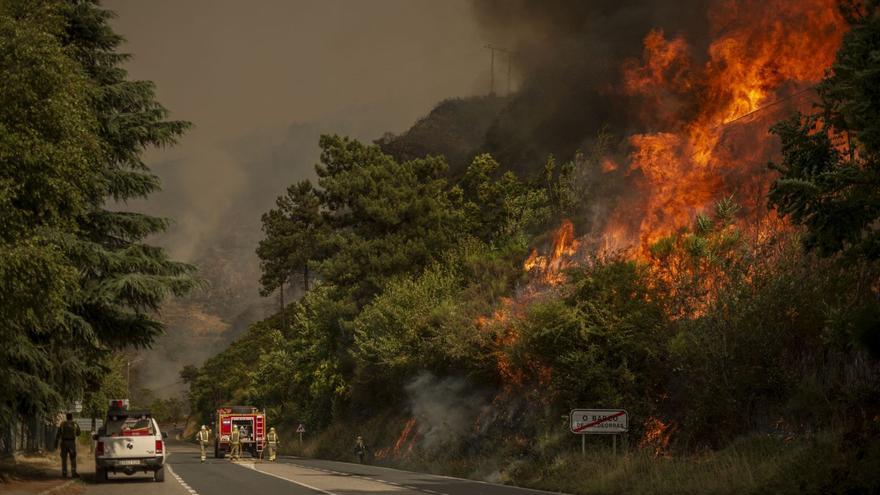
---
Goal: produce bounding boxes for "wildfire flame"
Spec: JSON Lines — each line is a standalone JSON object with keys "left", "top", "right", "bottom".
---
{"left": 639, "top": 416, "right": 677, "bottom": 457}
{"left": 606, "top": 0, "right": 846, "bottom": 253}
{"left": 393, "top": 417, "right": 417, "bottom": 454}
{"left": 524, "top": 219, "right": 581, "bottom": 285}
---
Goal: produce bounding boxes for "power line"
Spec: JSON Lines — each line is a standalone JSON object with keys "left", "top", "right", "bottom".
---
{"left": 719, "top": 86, "right": 816, "bottom": 128}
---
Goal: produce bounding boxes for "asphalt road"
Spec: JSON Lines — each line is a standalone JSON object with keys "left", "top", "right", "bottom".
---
{"left": 79, "top": 440, "right": 563, "bottom": 495}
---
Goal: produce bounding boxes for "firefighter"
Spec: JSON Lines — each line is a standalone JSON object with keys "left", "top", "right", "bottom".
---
{"left": 229, "top": 425, "right": 241, "bottom": 461}
{"left": 265, "top": 427, "right": 279, "bottom": 461}
{"left": 197, "top": 425, "right": 210, "bottom": 463}
{"left": 54, "top": 413, "right": 80, "bottom": 478}
{"left": 354, "top": 435, "right": 369, "bottom": 464}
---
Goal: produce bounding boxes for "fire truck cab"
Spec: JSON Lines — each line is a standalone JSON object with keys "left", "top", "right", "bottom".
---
{"left": 213, "top": 406, "right": 265, "bottom": 458}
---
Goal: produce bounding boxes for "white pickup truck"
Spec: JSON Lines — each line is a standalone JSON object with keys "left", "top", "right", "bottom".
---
{"left": 94, "top": 407, "right": 167, "bottom": 482}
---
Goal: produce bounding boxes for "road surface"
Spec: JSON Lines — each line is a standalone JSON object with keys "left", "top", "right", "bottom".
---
{"left": 78, "top": 439, "right": 563, "bottom": 495}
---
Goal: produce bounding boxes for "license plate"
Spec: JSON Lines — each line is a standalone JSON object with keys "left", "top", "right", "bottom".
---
{"left": 116, "top": 459, "right": 141, "bottom": 466}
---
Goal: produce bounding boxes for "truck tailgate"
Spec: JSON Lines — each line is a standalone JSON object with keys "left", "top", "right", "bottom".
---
{"left": 100, "top": 436, "right": 158, "bottom": 458}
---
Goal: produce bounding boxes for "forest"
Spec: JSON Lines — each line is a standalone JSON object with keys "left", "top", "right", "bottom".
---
{"left": 183, "top": 4, "right": 880, "bottom": 493}
{"left": 1, "top": 0, "right": 879, "bottom": 493}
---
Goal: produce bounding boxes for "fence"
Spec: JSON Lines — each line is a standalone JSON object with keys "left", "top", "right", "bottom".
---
{"left": 0, "top": 416, "right": 59, "bottom": 456}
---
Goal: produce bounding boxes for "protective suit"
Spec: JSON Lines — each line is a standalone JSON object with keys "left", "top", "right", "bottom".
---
{"left": 229, "top": 426, "right": 241, "bottom": 461}
{"left": 266, "top": 427, "right": 279, "bottom": 461}
{"left": 197, "top": 425, "right": 210, "bottom": 462}
{"left": 354, "top": 435, "right": 369, "bottom": 464}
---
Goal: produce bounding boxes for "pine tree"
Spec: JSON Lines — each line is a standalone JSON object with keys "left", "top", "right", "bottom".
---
{"left": 315, "top": 135, "right": 466, "bottom": 305}
{"left": 257, "top": 180, "right": 326, "bottom": 327}
{"left": 769, "top": 3, "right": 880, "bottom": 260}
{"left": 0, "top": 0, "right": 102, "bottom": 423}
{"left": 60, "top": 0, "right": 199, "bottom": 350}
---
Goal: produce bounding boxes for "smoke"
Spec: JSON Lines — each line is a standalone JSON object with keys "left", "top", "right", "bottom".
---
{"left": 468, "top": 0, "right": 713, "bottom": 168}
{"left": 103, "top": 0, "right": 489, "bottom": 396}
{"left": 405, "top": 372, "right": 490, "bottom": 450}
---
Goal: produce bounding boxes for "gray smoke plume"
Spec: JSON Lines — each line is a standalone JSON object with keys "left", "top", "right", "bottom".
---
{"left": 468, "top": 0, "right": 714, "bottom": 169}
{"left": 405, "top": 372, "right": 490, "bottom": 450}
{"left": 103, "top": 0, "right": 489, "bottom": 396}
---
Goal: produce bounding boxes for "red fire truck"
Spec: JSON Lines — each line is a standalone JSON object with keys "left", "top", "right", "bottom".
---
{"left": 213, "top": 406, "right": 265, "bottom": 458}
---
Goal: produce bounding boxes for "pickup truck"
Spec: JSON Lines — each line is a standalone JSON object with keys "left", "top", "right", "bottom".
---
{"left": 94, "top": 407, "right": 167, "bottom": 482}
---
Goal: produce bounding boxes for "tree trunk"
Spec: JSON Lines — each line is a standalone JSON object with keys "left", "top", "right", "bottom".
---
{"left": 303, "top": 265, "right": 310, "bottom": 292}
{"left": 279, "top": 279, "right": 286, "bottom": 331}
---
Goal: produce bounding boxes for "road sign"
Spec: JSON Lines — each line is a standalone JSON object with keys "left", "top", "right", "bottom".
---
{"left": 570, "top": 409, "right": 628, "bottom": 434}
{"left": 296, "top": 424, "right": 305, "bottom": 433}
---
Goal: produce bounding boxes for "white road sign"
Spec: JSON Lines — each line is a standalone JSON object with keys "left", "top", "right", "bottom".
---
{"left": 296, "top": 423, "right": 305, "bottom": 433}
{"left": 570, "top": 409, "right": 628, "bottom": 434}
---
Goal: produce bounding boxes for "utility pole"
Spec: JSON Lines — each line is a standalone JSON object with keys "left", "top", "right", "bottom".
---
{"left": 126, "top": 357, "right": 142, "bottom": 399}
{"left": 279, "top": 279, "right": 286, "bottom": 331}
{"left": 484, "top": 44, "right": 513, "bottom": 96}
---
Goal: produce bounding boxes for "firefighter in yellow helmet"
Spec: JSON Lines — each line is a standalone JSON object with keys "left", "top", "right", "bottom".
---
{"left": 196, "top": 425, "right": 210, "bottom": 463}
{"left": 229, "top": 425, "right": 241, "bottom": 461}
{"left": 265, "top": 427, "right": 279, "bottom": 461}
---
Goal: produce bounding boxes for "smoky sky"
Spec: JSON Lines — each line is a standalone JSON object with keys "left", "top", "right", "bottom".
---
{"left": 107, "top": 0, "right": 488, "bottom": 260}
{"left": 104, "top": 0, "right": 489, "bottom": 393}
{"left": 468, "top": 0, "right": 713, "bottom": 167}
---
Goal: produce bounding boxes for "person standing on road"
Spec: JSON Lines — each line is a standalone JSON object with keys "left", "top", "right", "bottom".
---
{"left": 229, "top": 425, "right": 241, "bottom": 461}
{"left": 265, "top": 427, "right": 279, "bottom": 461}
{"left": 197, "top": 425, "right": 211, "bottom": 463}
{"left": 54, "top": 413, "right": 80, "bottom": 478}
{"left": 354, "top": 435, "right": 369, "bottom": 464}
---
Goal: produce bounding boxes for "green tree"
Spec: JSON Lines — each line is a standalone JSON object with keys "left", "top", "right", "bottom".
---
{"left": 1, "top": 0, "right": 197, "bottom": 427}
{"left": 769, "top": 3, "right": 880, "bottom": 260}
{"left": 0, "top": 0, "right": 102, "bottom": 424}
{"left": 81, "top": 353, "right": 128, "bottom": 420}
{"left": 61, "top": 0, "right": 199, "bottom": 350}
{"left": 461, "top": 153, "right": 550, "bottom": 246}
{"left": 316, "top": 135, "right": 466, "bottom": 305}
{"left": 257, "top": 180, "right": 326, "bottom": 326}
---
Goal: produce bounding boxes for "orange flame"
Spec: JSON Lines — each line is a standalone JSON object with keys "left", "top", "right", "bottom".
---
{"left": 639, "top": 416, "right": 677, "bottom": 457}
{"left": 524, "top": 219, "right": 580, "bottom": 285}
{"left": 606, "top": 0, "right": 846, "bottom": 254}
{"left": 394, "top": 417, "right": 416, "bottom": 454}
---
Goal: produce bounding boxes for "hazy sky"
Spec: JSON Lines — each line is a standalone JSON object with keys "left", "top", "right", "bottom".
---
{"left": 106, "top": 0, "right": 488, "bottom": 260}
{"left": 104, "top": 0, "right": 490, "bottom": 392}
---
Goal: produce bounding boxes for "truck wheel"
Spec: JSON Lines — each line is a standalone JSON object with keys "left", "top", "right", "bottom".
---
{"left": 154, "top": 466, "right": 165, "bottom": 482}
{"left": 95, "top": 467, "right": 106, "bottom": 483}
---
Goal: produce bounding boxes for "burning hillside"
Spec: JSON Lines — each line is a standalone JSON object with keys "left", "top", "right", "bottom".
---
{"left": 607, "top": 0, "right": 846, "bottom": 252}
{"left": 472, "top": 0, "right": 850, "bottom": 450}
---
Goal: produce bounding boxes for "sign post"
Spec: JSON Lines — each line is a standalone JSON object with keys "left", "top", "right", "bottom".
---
{"left": 570, "top": 409, "right": 628, "bottom": 458}
{"left": 296, "top": 423, "right": 305, "bottom": 446}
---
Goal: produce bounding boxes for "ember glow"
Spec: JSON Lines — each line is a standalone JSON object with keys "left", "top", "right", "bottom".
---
{"left": 639, "top": 416, "right": 677, "bottom": 457}
{"left": 393, "top": 417, "right": 417, "bottom": 454}
{"left": 606, "top": 0, "right": 846, "bottom": 253}
{"left": 524, "top": 219, "right": 581, "bottom": 286}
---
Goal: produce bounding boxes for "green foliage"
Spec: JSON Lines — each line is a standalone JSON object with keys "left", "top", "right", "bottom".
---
{"left": 353, "top": 262, "right": 486, "bottom": 391}
{"left": 81, "top": 353, "right": 128, "bottom": 419}
{"left": 0, "top": 0, "right": 101, "bottom": 424}
{"left": 461, "top": 153, "right": 550, "bottom": 246}
{"left": 0, "top": 0, "right": 196, "bottom": 427}
{"left": 61, "top": 0, "right": 199, "bottom": 350}
{"left": 516, "top": 259, "right": 668, "bottom": 425}
{"left": 769, "top": 4, "right": 880, "bottom": 261}
{"left": 257, "top": 180, "right": 325, "bottom": 295}
{"left": 315, "top": 135, "right": 467, "bottom": 304}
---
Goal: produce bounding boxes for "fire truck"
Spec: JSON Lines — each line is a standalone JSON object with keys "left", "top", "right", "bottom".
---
{"left": 213, "top": 406, "right": 265, "bottom": 458}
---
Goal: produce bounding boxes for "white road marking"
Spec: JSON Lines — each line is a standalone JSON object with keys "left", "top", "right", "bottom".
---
{"left": 167, "top": 464, "right": 199, "bottom": 495}
{"left": 237, "top": 461, "right": 338, "bottom": 495}
{"left": 282, "top": 461, "right": 451, "bottom": 495}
